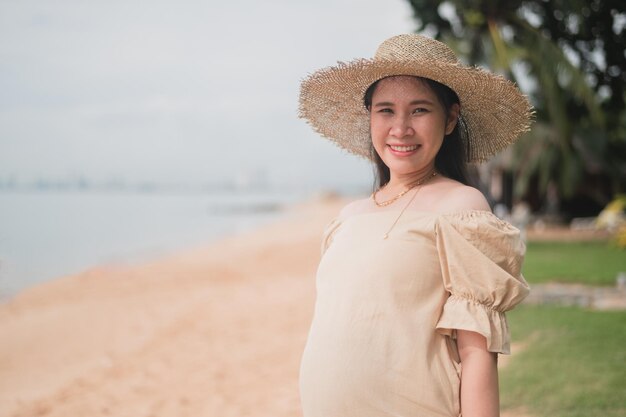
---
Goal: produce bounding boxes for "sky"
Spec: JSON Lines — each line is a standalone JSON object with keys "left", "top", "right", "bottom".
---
{"left": 0, "top": 0, "right": 416, "bottom": 192}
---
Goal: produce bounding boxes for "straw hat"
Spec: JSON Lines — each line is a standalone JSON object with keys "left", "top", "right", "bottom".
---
{"left": 299, "top": 34, "right": 533, "bottom": 163}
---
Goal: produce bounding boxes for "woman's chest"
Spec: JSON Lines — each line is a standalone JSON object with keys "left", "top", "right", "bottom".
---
{"left": 316, "top": 216, "right": 443, "bottom": 304}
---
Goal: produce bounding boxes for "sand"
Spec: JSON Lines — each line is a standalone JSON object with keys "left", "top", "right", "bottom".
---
{"left": 0, "top": 195, "right": 528, "bottom": 417}
{"left": 0, "top": 195, "right": 346, "bottom": 417}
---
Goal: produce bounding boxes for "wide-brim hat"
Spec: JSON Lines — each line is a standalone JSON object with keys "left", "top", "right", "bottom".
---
{"left": 299, "top": 34, "right": 533, "bottom": 163}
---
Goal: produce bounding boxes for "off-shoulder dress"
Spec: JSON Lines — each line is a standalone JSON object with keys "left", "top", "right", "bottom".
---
{"left": 299, "top": 210, "right": 530, "bottom": 417}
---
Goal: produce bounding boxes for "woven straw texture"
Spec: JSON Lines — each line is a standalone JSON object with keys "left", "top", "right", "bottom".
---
{"left": 299, "top": 34, "right": 533, "bottom": 163}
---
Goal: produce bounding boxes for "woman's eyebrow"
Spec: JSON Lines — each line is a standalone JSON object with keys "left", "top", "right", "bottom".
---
{"left": 373, "top": 99, "right": 434, "bottom": 107}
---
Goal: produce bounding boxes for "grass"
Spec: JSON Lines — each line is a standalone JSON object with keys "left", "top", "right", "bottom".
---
{"left": 500, "top": 305, "right": 626, "bottom": 417}
{"left": 522, "top": 240, "right": 626, "bottom": 286}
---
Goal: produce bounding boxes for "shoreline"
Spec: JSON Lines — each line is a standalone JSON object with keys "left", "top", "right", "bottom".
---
{"left": 0, "top": 189, "right": 335, "bottom": 299}
{"left": 0, "top": 194, "right": 349, "bottom": 417}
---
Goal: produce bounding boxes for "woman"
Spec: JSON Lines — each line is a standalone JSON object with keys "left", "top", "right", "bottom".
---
{"left": 298, "top": 34, "right": 532, "bottom": 417}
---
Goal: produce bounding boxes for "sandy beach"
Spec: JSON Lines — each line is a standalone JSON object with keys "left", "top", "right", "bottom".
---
{"left": 0, "top": 195, "right": 347, "bottom": 417}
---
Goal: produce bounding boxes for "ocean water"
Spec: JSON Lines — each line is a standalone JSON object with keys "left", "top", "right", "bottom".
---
{"left": 0, "top": 188, "right": 315, "bottom": 298}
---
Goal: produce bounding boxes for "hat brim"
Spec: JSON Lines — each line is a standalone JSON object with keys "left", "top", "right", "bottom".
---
{"left": 299, "top": 57, "right": 533, "bottom": 163}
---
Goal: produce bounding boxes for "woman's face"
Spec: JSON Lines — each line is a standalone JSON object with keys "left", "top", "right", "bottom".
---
{"left": 369, "top": 76, "right": 459, "bottom": 178}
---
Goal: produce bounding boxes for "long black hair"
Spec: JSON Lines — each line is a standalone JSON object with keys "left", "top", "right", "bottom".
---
{"left": 363, "top": 76, "right": 471, "bottom": 190}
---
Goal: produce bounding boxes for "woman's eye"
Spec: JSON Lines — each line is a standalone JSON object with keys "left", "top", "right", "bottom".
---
{"left": 412, "top": 107, "right": 428, "bottom": 114}
{"left": 378, "top": 108, "right": 393, "bottom": 113}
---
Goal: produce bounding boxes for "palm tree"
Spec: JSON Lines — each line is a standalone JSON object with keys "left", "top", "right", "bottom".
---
{"left": 406, "top": 0, "right": 624, "bottom": 215}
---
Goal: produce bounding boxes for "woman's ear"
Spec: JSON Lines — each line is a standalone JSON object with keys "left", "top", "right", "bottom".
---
{"left": 445, "top": 103, "right": 460, "bottom": 135}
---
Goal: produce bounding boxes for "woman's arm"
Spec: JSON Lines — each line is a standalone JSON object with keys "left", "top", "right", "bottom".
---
{"left": 457, "top": 329, "right": 500, "bottom": 417}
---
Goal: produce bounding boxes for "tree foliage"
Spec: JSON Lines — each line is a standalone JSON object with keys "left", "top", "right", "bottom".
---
{"left": 406, "top": 0, "right": 626, "bottom": 212}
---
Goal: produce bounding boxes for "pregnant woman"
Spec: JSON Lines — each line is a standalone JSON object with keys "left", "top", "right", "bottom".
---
{"left": 298, "top": 34, "right": 533, "bottom": 417}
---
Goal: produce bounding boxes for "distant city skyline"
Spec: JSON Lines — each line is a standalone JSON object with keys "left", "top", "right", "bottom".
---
{"left": 0, "top": 169, "right": 370, "bottom": 195}
{"left": 0, "top": 0, "right": 415, "bottom": 193}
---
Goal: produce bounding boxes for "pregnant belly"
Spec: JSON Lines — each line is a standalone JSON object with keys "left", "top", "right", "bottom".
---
{"left": 300, "top": 315, "right": 384, "bottom": 395}
{"left": 298, "top": 315, "right": 460, "bottom": 417}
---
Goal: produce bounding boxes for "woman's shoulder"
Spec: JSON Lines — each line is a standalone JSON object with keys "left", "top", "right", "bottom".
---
{"left": 429, "top": 177, "right": 490, "bottom": 213}
{"left": 337, "top": 196, "right": 372, "bottom": 220}
{"left": 431, "top": 179, "right": 521, "bottom": 241}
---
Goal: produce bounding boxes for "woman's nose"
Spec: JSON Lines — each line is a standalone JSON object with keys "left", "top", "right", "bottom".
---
{"left": 389, "top": 116, "right": 414, "bottom": 137}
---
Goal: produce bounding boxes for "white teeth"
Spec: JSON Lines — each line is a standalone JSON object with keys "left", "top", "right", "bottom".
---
{"left": 390, "top": 144, "right": 418, "bottom": 152}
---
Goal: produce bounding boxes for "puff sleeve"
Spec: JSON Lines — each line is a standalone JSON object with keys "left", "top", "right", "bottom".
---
{"left": 434, "top": 211, "right": 530, "bottom": 354}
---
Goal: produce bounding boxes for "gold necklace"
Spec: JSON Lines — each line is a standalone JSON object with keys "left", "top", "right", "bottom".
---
{"left": 382, "top": 183, "right": 423, "bottom": 239}
{"left": 381, "top": 170, "right": 438, "bottom": 239}
{"left": 371, "top": 170, "right": 437, "bottom": 207}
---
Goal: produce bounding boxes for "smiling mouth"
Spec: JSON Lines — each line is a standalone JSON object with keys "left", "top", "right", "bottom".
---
{"left": 388, "top": 144, "right": 420, "bottom": 152}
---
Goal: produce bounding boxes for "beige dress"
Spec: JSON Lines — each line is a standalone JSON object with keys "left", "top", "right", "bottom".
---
{"left": 299, "top": 210, "right": 530, "bottom": 417}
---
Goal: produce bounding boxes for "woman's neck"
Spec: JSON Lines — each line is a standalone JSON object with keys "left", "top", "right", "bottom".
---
{"left": 385, "top": 165, "right": 437, "bottom": 192}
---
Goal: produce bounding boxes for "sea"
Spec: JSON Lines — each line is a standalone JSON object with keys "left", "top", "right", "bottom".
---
{"left": 0, "top": 185, "right": 364, "bottom": 299}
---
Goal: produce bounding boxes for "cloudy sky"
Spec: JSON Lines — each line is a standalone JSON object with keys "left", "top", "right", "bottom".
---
{"left": 0, "top": 0, "right": 416, "bottom": 191}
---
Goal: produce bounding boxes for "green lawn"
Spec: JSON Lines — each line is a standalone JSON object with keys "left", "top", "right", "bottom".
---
{"left": 501, "top": 305, "right": 626, "bottom": 417}
{"left": 522, "top": 241, "right": 626, "bottom": 286}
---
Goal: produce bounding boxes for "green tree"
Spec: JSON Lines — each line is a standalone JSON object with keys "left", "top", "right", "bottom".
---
{"left": 407, "top": 0, "right": 626, "bottom": 214}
